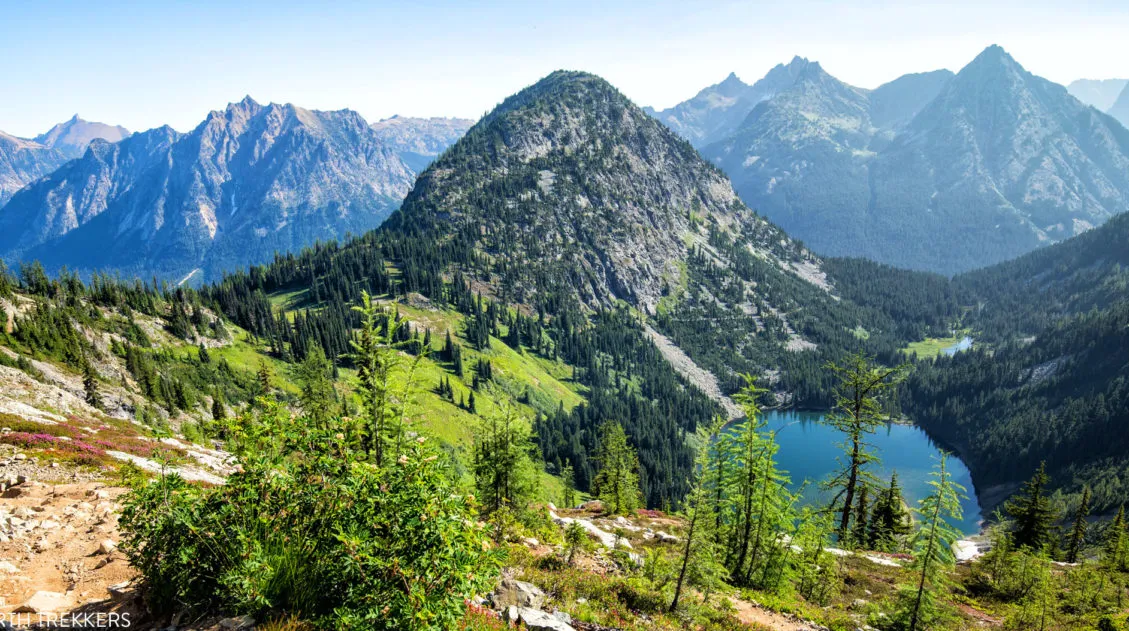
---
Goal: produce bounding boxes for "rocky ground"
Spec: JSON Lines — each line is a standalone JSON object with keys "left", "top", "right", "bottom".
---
{"left": 0, "top": 449, "right": 136, "bottom": 618}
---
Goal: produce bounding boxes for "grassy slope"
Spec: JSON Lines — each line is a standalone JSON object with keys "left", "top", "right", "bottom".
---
{"left": 266, "top": 289, "right": 586, "bottom": 502}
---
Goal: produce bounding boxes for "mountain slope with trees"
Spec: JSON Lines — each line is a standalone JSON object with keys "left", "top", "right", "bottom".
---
{"left": 881, "top": 211, "right": 1129, "bottom": 513}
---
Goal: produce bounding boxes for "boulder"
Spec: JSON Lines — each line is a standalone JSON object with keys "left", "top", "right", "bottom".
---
{"left": 655, "top": 531, "right": 679, "bottom": 543}
{"left": 15, "top": 591, "right": 71, "bottom": 614}
{"left": 580, "top": 500, "right": 604, "bottom": 513}
{"left": 506, "top": 607, "right": 575, "bottom": 631}
{"left": 490, "top": 578, "right": 546, "bottom": 610}
{"left": 98, "top": 539, "right": 117, "bottom": 554}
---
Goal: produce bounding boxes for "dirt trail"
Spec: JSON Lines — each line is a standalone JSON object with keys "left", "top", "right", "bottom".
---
{"left": 0, "top": 472, "right": 135, "bottom": 613}
{"left": 728, "top": 596, "right": 825, "bottom": 631}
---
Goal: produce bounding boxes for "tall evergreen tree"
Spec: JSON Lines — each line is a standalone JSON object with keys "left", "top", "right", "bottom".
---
{"left": 561, "top": 462, "right": 577, "bottom": 509}
{"left": 1006, "top": 462, "right": 1057, "bottom": 551}
{"left": 1104, "top": 505, "right": 1128, "bottom": 572}
{"left": 868, "top": 472, "right": 912, "bottom": 552}
{"left": 593, "top": 421, "right": 642, "bottom": 515}
{"left": 852, "top": 484, "right": 870, "bottom": 549}
{"left": 1065, "top": 487, "right": 1092, "bottom": 564}
{"left": 823, "top": 352, "right": 907, "bottom": 541}
{"left": 292, "top": 343, "right": 335, "bottom": 429}
{"left": 82, "top": 360, "right": 101, "bottom": 410}
{"left": 671, "top": 416, "right": 726, "bottom": 612}
{"left": 472, "top": 405, "right": 537, "bottom": 514}
{"left": 898, "top": 452, "right": 967, "bottom": 631}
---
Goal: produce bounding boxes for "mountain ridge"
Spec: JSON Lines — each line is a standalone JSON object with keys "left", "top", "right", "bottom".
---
{"left": 0, "top": 97, "right": 416, "bottom": 281}
{"left": 695, "top": 45, "right": 1129, "bottom": 274}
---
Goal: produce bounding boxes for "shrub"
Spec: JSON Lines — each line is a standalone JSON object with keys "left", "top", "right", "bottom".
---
{"left": 119, "top": 408, "right": 503, "bottom": 630}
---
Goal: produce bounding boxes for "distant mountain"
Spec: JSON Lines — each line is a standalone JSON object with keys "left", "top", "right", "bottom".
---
{"left": 701, "top": 46, "right": 1129, "bottom": 274}
{"left": 0, "top": 97, "right": 415, "bottom": 282}
{"left": 0, "top": 132, "right": 67, "bottom": 207}
{"left": 644, "top": 57, "right": 814, "bottom": 148}
{"left": 370, "top": 115, "right": 474, "bottom": 172}
{"left": 34, "top": 115, "right": 130, "bottom": 159}
{"left": 1109, "top": 83, "right": 1129, "bottom": 128}
{"left": 1067, "top": 78, "right": 1128, "bottom": 111}
{"left": 868, "top": 69, "right": 954, "bottom": 130}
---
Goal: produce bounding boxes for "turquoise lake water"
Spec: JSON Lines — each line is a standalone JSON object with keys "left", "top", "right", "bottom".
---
{"left": 760, "top": 410, "right": 983, "bottom": 535}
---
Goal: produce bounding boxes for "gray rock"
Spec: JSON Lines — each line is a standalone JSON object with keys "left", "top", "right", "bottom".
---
{"left": 509, "top": 607, "right": 575, "bottom": 631}
{"left": 490, "top": 578, "right": 546, "bottom": 610}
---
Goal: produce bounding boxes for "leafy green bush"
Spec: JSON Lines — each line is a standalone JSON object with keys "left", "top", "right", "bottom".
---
{"left": 119, "top": 406, "right": 503, "bottom": 630}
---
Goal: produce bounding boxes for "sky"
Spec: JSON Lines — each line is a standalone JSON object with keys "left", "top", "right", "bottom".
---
{"left": 2, "top": 0, "right": 1128, "bottom": 137}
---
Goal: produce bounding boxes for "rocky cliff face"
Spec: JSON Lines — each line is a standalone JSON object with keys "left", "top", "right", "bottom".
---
{"left": 0, "top": 132, "right": 67, "bottom": 207}
{"left": 0, "top": 98, "right": 415, "bottom": 281}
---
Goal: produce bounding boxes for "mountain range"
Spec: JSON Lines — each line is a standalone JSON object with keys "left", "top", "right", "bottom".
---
{"left": 654, "top": 46, "right": 1129, "bottom": 274}
{"left": 370, "top": 115, "right": 474, "bottom": 172}
{"left": 0, "top": 99, "right": 472, "bottom": 283}
{"left": 0, "top": 117, "right": 130, "bottom": 206}
{"left": 1067, "top": 77, "right": 1128, "bottom": 111}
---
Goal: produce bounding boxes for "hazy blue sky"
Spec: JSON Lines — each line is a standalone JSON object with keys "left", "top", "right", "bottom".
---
{"left": 2, "top": 0, "right": 1127, "bottom": 137}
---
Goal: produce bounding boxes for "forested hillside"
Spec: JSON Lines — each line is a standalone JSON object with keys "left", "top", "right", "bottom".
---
{"left": 871, "top": 212, "right": 1129, "bottom": 513}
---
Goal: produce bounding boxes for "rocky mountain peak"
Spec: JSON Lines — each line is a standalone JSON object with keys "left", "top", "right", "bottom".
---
{"left": 385, "top": 70, "right": 800, "bottom": 313}
{"left": 32, "top": 115, "right": 130, "bottom": 160}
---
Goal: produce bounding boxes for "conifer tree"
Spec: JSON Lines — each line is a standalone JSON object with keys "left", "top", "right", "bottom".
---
{"left": 83, "top": 360, "right": 101, "bottom": 410}
{"left": 868, "top": 472, "right": 912, "bottom": 551}
{"left": 472, "top": 404, "right": 536, "bottom": 514}
{"left": 1065, "top": 487, "right": 1091, "bottom": 564}
{"left": 852, "top": 484, "right": 870, "bottom": 549}
{"left": 561, "top": 462, "right": 577, "bottom": 508}
{"left": 256, "top": 360, "right": 273, "bottom": 399}
{"left": 824, "top": 352, "right": 907, "bottom": 541}
{"left": 211, "top": 393, "right": 226, "bottom": 422}
{"left": 793, "top": 507, "right": 840, "bottom": 604}
{"left": 671, "top": 416, "right": 726, "bottom": 612}
{"left": 593, "top": 421, "right": 642, "bottom": 514}
{"left": 1104, "top": 505, "right": 1128, "bottom": 572}
{"left": 898, "top": 452, "right": 967, "bottom": 631}
{"left": 349, "top": 291, "right": 409, "bottom": 464}
{"left": 292, "top": 344, "right": 335, "bottom": 429}
{"left": 1006, "top": 462, "right": 1057, "bottom": 551}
